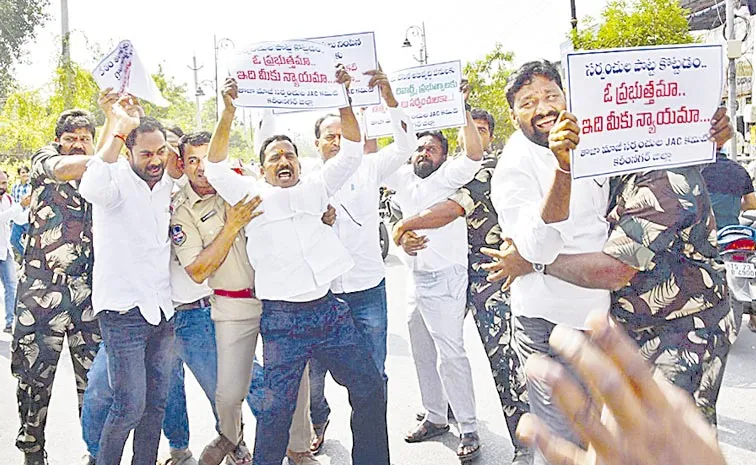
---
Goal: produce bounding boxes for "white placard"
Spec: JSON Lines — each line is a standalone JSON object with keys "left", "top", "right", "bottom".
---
{"left": 231, "top": 40, "right": 348, "bottom": 110}
{"left": 365, "top": 61, "right": 466, "bottom": 138}
{"left": 566, "top": 44, "right": 724, "bottom": 179}
{"left": 92, "top": 40, "right": 169, "bottom": 107}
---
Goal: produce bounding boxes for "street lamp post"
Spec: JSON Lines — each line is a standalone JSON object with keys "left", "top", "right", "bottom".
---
{"left": 188, "top": 55, "right": 204, "bottom": 130}
{"left": 402, "top": 23, "right": 428, "bottom": 65}
{"left": 214, "top": 35, "right": 236, "bottom": 123}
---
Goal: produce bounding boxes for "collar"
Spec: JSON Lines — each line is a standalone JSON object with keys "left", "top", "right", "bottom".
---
{"left": 184, "top": 182, "right": 216, "bottom": 206}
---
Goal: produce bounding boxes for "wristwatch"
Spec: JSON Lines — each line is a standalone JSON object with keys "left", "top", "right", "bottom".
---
{"left": 533, "top": 263, "right": 545, "bottom": 274}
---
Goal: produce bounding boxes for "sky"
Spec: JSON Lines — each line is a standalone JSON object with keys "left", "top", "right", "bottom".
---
{"left": 12, "top": 0, "right": 610, "bottom": 134}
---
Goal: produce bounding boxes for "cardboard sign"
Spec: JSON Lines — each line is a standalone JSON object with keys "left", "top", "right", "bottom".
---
{"left": 365, "top": 61, "right": 466, "bottom": 138}
{"left": 231, "top": 40, "right": 348, "bottom": 110}
{"left": 566, "top": 44, "right": 724, "bottom": 179}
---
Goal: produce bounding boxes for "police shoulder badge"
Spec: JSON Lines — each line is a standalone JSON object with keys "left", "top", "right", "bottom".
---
{"left": 171, "top": 224, "right": 187, "bottom": 246}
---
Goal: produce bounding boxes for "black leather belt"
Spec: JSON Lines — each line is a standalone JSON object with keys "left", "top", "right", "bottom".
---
{"left": 175, "top": 296, "right": 212, "bottom": 311}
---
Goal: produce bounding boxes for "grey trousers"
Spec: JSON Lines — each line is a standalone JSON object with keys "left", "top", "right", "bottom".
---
{"left": 512, "top": 315, "right": 588, "bottom": 465}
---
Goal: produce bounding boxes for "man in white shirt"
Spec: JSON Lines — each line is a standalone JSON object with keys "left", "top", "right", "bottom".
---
{"left": 79, "top": 98, "right": 181, "bottom": 465}
{"left": 386, "top": 107, "right": 484, "bottom": 461}
{"left": 0, "top": 170, "right": 29, "bottom": 332}
{"left": 487, "top": 60, "right": 610, "bottom": 465}
{"left": 203, "top": 74, "right": 389, "bottom": 465}
{"left": 306, "top": 69, "right": 416, "bottom": 454}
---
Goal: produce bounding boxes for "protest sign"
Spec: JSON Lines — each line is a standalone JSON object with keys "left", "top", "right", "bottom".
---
{"left": 273, "top": 32, "right": 379, "bottom": 114}
{"left": 230, "top": 40, "right": 348, "bottom": 110}
{"left": 565, "top": 43, "right": 723, "bottom": 179}
{"left": 92, "top": 40, "right": 169, "bottom": 107}
{"left": 364, "top": 61, "right": 465, "bottom": 138}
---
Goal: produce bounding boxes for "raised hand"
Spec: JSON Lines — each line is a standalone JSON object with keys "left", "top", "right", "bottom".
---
{"left": 227, "top": 195, "right": 263, "bottom": 233}
{"left": 112, "top": 95, "right": 143, "bottom": 135}
{"left": 222, "top": 77, "right": 239, "bottom": 113}
{"left": 548, "top": 111, "right": 580, "bottom": 172}
{"left": 321, "top": 204, "right": 337, "bottom": 226}
{"left": 335, "top": 65, "right": 353, "bottom": 92}
{"left": 365, "top": 66, "right": 398, "bottom": 108}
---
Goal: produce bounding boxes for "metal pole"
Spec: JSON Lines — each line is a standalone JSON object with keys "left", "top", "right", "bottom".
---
{"left": 727, "top": 0, "right": 738, "bottom": 160}
{"left": 188, "top": 55, "right": 203, "bottom": 130}
{"left": 214, "top": 34, "right": 220, "bottom": 123}
{"left": 60, "top": 0, "right": 72, "bottom": 109}
{"left": 421, "top": 22, "right": 427, "bottom": 64}
{"left": 570, "top": 0, "right": 578, "bottom": 30}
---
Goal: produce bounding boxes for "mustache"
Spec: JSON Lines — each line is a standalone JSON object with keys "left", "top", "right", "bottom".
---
{"left": 531, "top": 111, "right": 560, "bottom": 128}
{"left": 68, "top": 148, "right": 87, "bottom": 155}
{"left": 275, "top": 165, "right": 293, "bottom": 174}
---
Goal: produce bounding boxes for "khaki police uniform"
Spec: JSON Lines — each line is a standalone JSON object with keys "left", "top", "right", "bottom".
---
{"left": 171, "top": 182, "right": 311, "bottom": 450}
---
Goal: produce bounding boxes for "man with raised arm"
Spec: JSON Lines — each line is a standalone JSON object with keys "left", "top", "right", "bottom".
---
{"left": 203, "top": 71, "right": 389, "bottom": 465}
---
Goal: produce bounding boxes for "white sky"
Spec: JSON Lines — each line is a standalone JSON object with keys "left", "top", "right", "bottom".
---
{"left": 12, "top": 0, "right": 610, "bottom": 134}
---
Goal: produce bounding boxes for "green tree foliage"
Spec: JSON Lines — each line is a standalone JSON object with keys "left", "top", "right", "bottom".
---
{"left": 141, "top": 65, "right": 196, "bottom": 132}
{"left": 571, "top": 0, "right": 696, "bottom": 50}
{"left": 0, "top": 0, "right": 50, "bottom": 97}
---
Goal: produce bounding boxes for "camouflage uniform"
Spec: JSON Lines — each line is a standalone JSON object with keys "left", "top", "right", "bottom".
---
{"left": 605, "top": 167, "right": 736, "bottom": 425}
{"left": 449, "top": 150, "right": 529, "bottom": 454}
{"left": 10, "top": 144, "right": 101, "bottom": 454}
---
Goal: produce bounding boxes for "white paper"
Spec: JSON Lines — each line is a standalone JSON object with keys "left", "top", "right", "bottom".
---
{"left": 92, "top": 40, "right": 169, "bottom": 107}
{"left": 566, "top": 43, "right": 724, "bottom": 179}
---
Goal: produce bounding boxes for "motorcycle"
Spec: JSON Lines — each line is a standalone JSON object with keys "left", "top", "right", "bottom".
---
{"left": 717, "top": 223, "right": 756, "bottom": 332}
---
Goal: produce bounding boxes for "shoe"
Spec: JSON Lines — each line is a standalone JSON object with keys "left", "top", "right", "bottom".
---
{"left": 199, "top": 435, "right": 236, "bottom": 465}
{"left": 310, "top": 419, "right": 330, "bottom": 455}
{"left": 163, "top": 448, "right": 199, "bottom": 465}
{"left": 4, "top": 324, "right": 11, "bottom": 333}
{"left": 225, "top": 441, "right": 252, "bottom": 465}
{"left": 79, "top": 454, "right": 95, "bottom": 465}
{"left": 286, "top": 449, "right": 320, "bottom": 465}
{"left": 24, "top": 451, "right": 48, "bottom": 465}
{"left": 415, "top": 405, "right": 455, "bottom": 422}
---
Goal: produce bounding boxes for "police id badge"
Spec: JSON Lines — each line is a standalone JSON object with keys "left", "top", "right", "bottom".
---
{"left": 171, "top": 224, "right": 187, "bottom": 246}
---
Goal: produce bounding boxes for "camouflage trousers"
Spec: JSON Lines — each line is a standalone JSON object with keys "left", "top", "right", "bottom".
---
{"left": 467, "top": 275, "right": 529, "bottom": 453}
{"left": 10, "top": 273, "right": 101, "bottom": 454}
{"left": 626, "top": 301, "right": 738, "bottom": 427}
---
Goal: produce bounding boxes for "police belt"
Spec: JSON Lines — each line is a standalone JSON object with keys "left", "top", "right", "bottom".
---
{"left": 175, "top": 296, "right": 212, "bottom": 311}
{"left": 213, "top": 288, "right": 256, "bottom": 299}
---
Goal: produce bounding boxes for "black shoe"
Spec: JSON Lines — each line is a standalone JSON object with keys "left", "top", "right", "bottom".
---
{"left": 4, "top": 324, "right": 11, "bottom": 333}
{"left": 415, "top": 405, "right": 455, "bottom": 422}
{"left": 512, "top": 449, "right": 531, "bottom": 465}
{"left": 24, "top": 451, "right": 48, "bottom": 465}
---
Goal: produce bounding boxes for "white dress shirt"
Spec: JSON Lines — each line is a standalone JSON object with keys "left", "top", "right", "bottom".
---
{"left": 79, "top": 157, "right": 174, "bottom": 324}
{"left": 384, "top": 154, "right": 482, "bottom": 272}
{"left": 330, "top": 107, "right": 416, "bottom": 294}
{"left": 0, "top": 194, "right": 27, "bottom": 261}
{"left": 204, "top": 138, "right": 364, "bottom": 302}
{"left": 491, "top": 130, "right": 610, "bottom": 328}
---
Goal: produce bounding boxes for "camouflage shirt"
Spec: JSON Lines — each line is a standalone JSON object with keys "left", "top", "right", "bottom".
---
{"left": 449, "top": 150, "right": 503, "bottom": 279}
{"left": 22, "top": 144, "right": 93, "bottom": 280}
{"left": 604, "top": 167, "right": 728, "bottom": 332}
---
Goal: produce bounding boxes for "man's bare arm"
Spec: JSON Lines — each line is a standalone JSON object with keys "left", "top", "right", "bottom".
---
{"left": 44, "top": 155, "right": 93, "bottom": 182}
{"left": 184, "top": 196, "right": 262, "bottom": 283}
{"left": 393, "top": 200, "right": 464, "bottom": 245}
{"left": 742, "top": 192, "right": 756, "bottom": 211}
{"left": 208, "top": 78, "right": 237, "bottom": 163}
{"left": 545, "top": 252, "right": 637, "bottom": 291}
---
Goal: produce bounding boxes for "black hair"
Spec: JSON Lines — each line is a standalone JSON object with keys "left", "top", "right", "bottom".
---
{"left": 470, "top": 109, "right": 495, "bottom": 135}
{"left": 54, "top": 109, "right": 95, "bottom": 139}
{"left": 314, "top": 114, "right": 340, "bottom": 139}
{"left": 17, "top": 166, "right": 30, "bottom": 175}
{"left": 259, "top": 135, "right": 299, "bottom": 165}
{"left": 125, "top": 117, "right": 167, "bottom": 151}
{"left": 505, "top": 60, "right": 563, "bottom": 109}
{"left": 416, "top": 130, "right": 449, "bottom": 156}
{"left": 178, "top": 131, "right": 212, "bottom": 159}
{"left": 167, "top": 126, "right": 185, "bottom": 138}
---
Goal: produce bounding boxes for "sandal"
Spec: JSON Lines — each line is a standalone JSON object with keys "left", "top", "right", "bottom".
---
{"left": 748, "top": 316, "right": 756, "bottom": 333}
{"left": 310, "top": 419, "right": 330, "bottom": 455}
{"left": 457, "top": 432, "right": 482, "bottom": 463}
{"left": 404, "top": 419, "right": 450, "bottom": 443}
{"left": 225, "top": 441, "right": 252, "bottom": 465}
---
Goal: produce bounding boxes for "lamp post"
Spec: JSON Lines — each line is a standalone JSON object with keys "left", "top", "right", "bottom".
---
{"left": 214, "top": 35, "right": 236, "bottom": 123}
{"left": 402, "top": 23, "right": 428, "bottom": 65}
{"left": 188, "top": 55, "right": 204, "bottom": 130}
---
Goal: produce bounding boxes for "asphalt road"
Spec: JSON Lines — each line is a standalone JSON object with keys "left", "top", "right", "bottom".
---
{"left": 1, "top": 250, "right": 755, "bottom": 464}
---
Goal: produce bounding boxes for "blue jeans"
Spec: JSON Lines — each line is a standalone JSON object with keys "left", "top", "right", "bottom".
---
{"left": 82, "top": 307, "right": 265, "bottom": 455}
{"left": 253, "top": 293, "right": 388, "bottom": 465}
{"left": 95, "top": 308, "right": 175, "bottom": 465}
{"left": 0, "top": 256, "right": 16, "bottom": 327}
{"left": 10, "top": 222, "right": 27, "bottom": 256}
{"left": 309, "top": 279, "right": 388, "bottom": 425}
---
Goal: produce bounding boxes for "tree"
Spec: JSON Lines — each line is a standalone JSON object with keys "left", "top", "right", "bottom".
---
{"left": 141, "top": 65, "right": 196, "bottom": 132}
{"left": 571, "top": 0, "right": 696, "bottom": 50}
{"left": 0, "top": 0, "right": 50, "bottom": 97}
{"left": 440, "top": 43, "right": 516, "bottom": 152}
